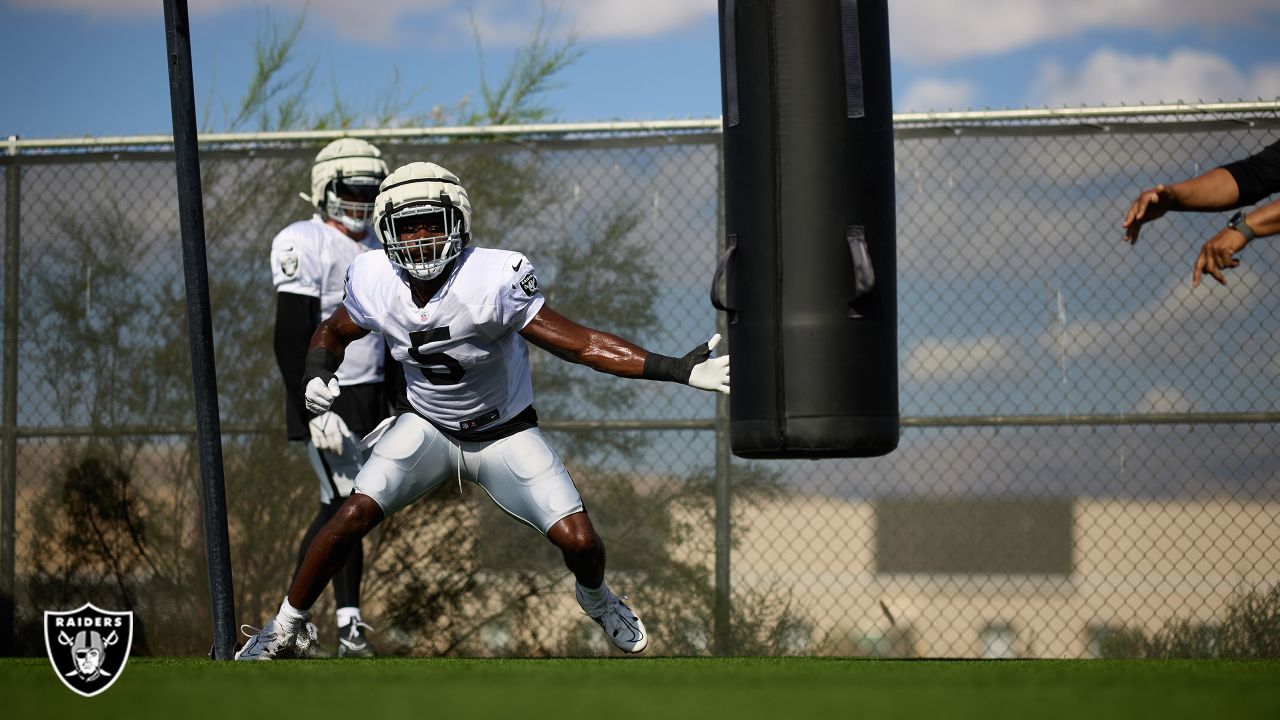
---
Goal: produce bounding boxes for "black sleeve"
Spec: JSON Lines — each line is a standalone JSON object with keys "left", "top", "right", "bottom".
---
{"left": 382, "top": 341, "right": 406, "bottom": 417}
{"left": 274, "top": 292, "right": 321, "bottom": 441}
{"left": 1221, "top": 138, "right": 1280, "bottom": 207}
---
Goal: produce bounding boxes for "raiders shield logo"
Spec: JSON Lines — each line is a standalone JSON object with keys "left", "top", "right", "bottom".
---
{"left": 279, "top": 251, "right": 300, "bottom": 278}
{"left": 44, "top": 603, "right": 134, "bottom": 697}
{"left": 518, "top": 271, "right": 539, "bottom": 297}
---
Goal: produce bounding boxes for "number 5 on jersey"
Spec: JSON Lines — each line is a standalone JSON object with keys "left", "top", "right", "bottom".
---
{"left": 408, "top": 328, "right": 465, "bottom": 384}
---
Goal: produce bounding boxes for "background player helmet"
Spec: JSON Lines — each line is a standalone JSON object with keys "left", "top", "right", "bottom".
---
{"left": 305, "top": 138, "right": 388, "bottom": 235}
{"left": 373, "top": 162, "right": 472, "bottom": 280}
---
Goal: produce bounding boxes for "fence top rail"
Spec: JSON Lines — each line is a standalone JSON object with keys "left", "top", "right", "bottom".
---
{"left": 891, "top": 100, "right": 1280, "bottom": 124}
{"left": 6, "top": 101, "right": 1278, "bottom": 153}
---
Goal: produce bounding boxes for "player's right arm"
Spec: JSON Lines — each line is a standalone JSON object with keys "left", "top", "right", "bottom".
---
{"left": 302, "top": 305, "right": 371, "bottom": 414}
{"left": 271, "top": 224, "right": 328, "bottom": 434}
{"left": 1122, "top": 169, "right": 1241, "bottom": 245}
{"left": 274, "top": 292, "right": 321, "bottom": 431}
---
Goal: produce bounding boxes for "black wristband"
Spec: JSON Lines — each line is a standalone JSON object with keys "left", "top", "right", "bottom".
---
{"left": 303, "top": 347, "right": 340, "bottom": 386}
{"left": 642, "top": 352, "right": 686, "bottom": 383}
{"left": 642, "top": 341, "right": 712, "bottom": 384}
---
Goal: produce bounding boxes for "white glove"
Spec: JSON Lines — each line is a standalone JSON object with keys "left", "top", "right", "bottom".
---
{"left": 688, "top": 334, "right": 731, "bottom": 395}
{"left": 304, "top": 376, "right": 340, "bottom": 414}
{"left": 308, "top": 411, "right": 354, "bottom": 455}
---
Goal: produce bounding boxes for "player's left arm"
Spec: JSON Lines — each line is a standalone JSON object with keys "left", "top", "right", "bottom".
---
{"left": 1193, "top": 196, "right": 1280, "bottom": 287}
{"left": 519, "top": 305, "right": 730, "bottom": 394}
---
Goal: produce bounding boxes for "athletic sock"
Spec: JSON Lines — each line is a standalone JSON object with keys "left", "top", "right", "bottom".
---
{"left": 336, "top": 606, "right": 362, "bottom": 629}
{"left": 576, "top": 581, "right": 610, "bottom": 617}
{"left": 276, "top": 597, "right": 309, "bottom": 633}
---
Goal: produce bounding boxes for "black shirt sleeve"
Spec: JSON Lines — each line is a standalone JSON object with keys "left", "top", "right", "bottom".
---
{"left": 1221, "top": 138, "right": 1280, "bottom": 207}
{"left": 274, "top": 292, "right": 320, "bottom": 441}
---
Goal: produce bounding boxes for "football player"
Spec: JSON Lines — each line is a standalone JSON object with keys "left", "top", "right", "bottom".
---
{"left": 268, "top": 138, "right": 393, "bottom": 657}
{"left": 238, "top": 161, "right": 730, "bottom": 659}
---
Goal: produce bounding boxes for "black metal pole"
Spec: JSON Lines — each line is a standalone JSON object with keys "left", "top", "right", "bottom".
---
{"left": 162, "top": 0, "right": 237, "bottom": 660}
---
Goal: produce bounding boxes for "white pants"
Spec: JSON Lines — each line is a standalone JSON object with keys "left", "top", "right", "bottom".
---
{"left": 353, "top": 413, "right": 585, "bottom": 534}
{"left": 306, "top": 440, "right": 368, "bottom": 505}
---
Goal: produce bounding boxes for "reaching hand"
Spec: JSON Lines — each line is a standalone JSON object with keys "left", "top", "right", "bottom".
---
{"left": 1122, "top": 184, "right": 1175, "bottom": 245}
{"left": 1192, "top": 227, "right": 1250, "bottom": 287}
{"left": 308, "top": 411, "right": 354, "bottom": 454}
{"left": 304, "top": 376, "right": 341, "bottom": 414}
{"left": 687, "top": 334, "right": 731, "bottom": 396}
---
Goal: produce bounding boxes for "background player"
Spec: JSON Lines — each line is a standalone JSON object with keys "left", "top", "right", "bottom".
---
{"left": 238, "top": 161, "right": 729, "bottom": 659}
{"left": 268, "top": 138, "right": 393, "bottom": 656}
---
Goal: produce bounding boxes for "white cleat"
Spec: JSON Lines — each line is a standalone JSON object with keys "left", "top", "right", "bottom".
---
{"left": 579, "top": 587, "right": 648, "bottom": 654}
{"left": 234, "top": 618, "right": 317, "bottom": 661}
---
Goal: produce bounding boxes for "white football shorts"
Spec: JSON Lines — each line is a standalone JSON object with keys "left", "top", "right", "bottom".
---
{"left": 352, "top": 413, "right": 585, "bottom": 534}
{"left": 306, "top": 440, "right": 368, "bottom": 505}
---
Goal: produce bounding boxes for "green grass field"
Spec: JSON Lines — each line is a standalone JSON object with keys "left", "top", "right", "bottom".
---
{"left": 3, "top": 657, "right": 1279, "bottom": 719}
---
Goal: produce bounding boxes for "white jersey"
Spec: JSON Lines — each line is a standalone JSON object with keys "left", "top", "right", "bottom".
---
{"left": 342, "top": 246, "right": 544, "bottom": 434}
{"left": 271, "top": 216, "right": 385, "bottom": 386}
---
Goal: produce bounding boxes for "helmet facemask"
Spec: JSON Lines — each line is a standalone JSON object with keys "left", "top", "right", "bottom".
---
{"left": 306, "top": 138, "right": 387, "bottom": 235}
{"left": 322, "top": 172, "right": 383, "bottom": 235}
{"left": 379, "top": 202, "right": 469, "bottom": 280}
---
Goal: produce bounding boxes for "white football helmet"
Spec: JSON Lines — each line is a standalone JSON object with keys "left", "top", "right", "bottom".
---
{"left": 373, "top": 162, "right": 472, "bottom": 280}
{"left": 304, "top": 138, "right": 388, "bottom": 235}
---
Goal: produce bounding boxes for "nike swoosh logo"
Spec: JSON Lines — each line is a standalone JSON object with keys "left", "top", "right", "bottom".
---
{"left": 339, "top": 637, "right": 367, "bottom": 650}
{"left": 512, "top": 259, "right": 523, "bottom": 272}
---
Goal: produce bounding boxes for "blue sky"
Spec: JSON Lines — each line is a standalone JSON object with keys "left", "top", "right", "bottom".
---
{"left": 1, "top": 1, "right": 1279, "bottom": 138}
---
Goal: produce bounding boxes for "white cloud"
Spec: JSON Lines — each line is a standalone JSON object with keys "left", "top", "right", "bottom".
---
{"left": 889, "top": 0, "right": 1278, "bottom": 64}
{"left": 14, "top": 0, "right": 716, "bottom": 45}
{"left": 1134, "top": 387, "right": 1192, "bottom": 413}
{"left": 897, "top": 78, "right": 976, "bottom": 112}
{"left": 905, "top": 336, "right": 1014, "bottom": 381}
{"left": 1036, "top": 48, "right": 1280, "bottom": 106}
{"left": 1056, "top": 269, "right": 1263, "bottom": 362}
{"left": 557, "top": 0, "right": 714, "bottom": 39}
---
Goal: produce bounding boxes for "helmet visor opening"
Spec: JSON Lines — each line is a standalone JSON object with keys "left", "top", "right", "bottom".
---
{"left": 334, "top": 175, "right": 382, "bottom": 204}
{"left": 324, "top": 175, "right": 384, "bottom": 231}
{"left": 382, "top": 203, "right": 466, "bottom": 279}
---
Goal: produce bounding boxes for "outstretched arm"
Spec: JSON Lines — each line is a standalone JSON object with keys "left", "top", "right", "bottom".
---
{"left": 1193, "top": 196, "right": 1280, "bottom": 287}
{"left": 302, "top": 305, "right": 372, "bottom": 414}
{"left": 519, "top": 305, "right": 730, "bottom": 394}
{"left": 1122, "top": 168, "right": 1241, "bottom": 245}
{"left": 1123, "top": 138, "right": 1280, "bottom": 245}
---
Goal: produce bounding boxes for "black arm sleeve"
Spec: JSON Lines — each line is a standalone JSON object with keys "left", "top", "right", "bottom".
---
{"left": 274, "top": 292, "right": 320, "bottom": 441}
{"left": 382, "top": 341, "right": 407, "bottom": 415}
{"left": 1221, "top": 138, "right": 1280, "bottom": 207}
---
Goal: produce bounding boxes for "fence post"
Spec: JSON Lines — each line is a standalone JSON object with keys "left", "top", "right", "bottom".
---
{"left": 1, "top": 135, "right": 19, "bottom": 655}
{"left": 713, "top": 135, "right": 733, "bottom": 656}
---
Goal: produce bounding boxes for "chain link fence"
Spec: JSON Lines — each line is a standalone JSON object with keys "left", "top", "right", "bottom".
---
{"left": 2, "top": 104, "right": 1278, "bottom": 658}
